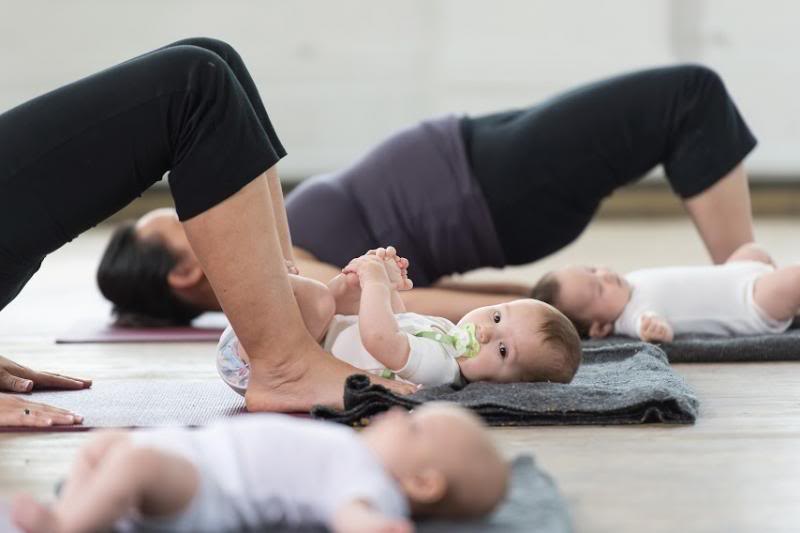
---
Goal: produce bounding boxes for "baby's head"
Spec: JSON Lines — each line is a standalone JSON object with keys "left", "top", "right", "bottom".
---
{"left": 532, "top": 265, "right": 632, "bottom": 338}
{"left": 361, "top": 402, "right": 509, "bottom": 520}
{"left": 455, "top": 299, "right": 581, "bottom": 384}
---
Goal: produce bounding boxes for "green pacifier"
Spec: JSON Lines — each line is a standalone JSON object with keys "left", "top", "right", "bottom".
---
{"left": 414, "top": 322, "right": 480, "bottom": 358}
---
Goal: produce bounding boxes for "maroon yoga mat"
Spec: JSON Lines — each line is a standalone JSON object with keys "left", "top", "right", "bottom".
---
{"left": 55, "top": 321, "right": 224, "bottom": 344}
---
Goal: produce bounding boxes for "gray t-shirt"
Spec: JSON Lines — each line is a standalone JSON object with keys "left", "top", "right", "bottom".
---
{"left": 286, "top": 115, "right": 505, "bottom": 286}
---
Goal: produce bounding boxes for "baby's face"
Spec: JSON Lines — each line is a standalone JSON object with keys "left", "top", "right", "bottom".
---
{"left": 455, "top": 299, "right": 550, "bottom": 383}
{"left": 555, "top": 265, "right": 631, "bottom": 325}
{"left": 361, "top": 403, "right": 507, "bottom": 517}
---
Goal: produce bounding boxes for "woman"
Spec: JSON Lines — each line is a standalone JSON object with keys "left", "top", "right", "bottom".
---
{"left": 0, "top": 37, "right": 410, "bottom": 426}
{"left": 103, "top": 65, "right": 757, "bottom": 323}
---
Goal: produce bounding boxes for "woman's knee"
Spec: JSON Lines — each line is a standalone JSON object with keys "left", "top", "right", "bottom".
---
{"left": 159, "top": 45, "right": 232, "bottom": 85}
{"left": 673, "top": 63, "right": 725, "bottom": 97}
{"left": 172, "top": 37, "right": 240, "bottom": 65}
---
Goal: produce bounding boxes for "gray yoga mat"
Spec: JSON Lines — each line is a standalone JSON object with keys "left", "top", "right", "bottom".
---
{"left": 0, "top": 380, "right": 247, "bottom": 431}
{"left": 583, "top": 324, "right": 800, "bottom": 363}
{"left": 313, "top": 342, "right": 698, "bottom": 426}
{"left": 418, "top": 454, "right": 572, "bottom": 533}
{"left": 0, "top": 455, "right": 571, "bottom": 533}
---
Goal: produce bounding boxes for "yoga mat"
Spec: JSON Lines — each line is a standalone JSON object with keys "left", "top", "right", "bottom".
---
{"left": 313, "top": 342, "right": 698, "bottom": 426}
{"left": 55, "top": 313, "right": 228, "bottom": 344}
{"left": 583, "top": 324, "right": 800, "bottom": 363}
{"left": 55, "top": 321, "right": 224, "bottom": 344}
{"left": 0, "top": 380, "right": 246, "bottom": 432}
{"left": 0, "top": 455, "right": 571, "bottom": 533}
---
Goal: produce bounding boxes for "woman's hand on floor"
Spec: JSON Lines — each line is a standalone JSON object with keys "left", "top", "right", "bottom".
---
{"left": 0, "top": 355, "right": 92, "bottom": 393}
{"left": 0, "top": 393, "right": 83, "bottom": 427}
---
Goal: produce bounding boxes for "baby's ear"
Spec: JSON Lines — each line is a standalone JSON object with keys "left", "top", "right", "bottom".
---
{"left": 588, "top": 321, "right": 613, "bottom": 339}
{"left": 400, "top": 468, "right": 447, "bottom": 506}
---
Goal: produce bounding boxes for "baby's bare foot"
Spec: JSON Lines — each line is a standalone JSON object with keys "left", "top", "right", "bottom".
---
{"left": 372, "top": 246, "right": 413, "bottom": 291}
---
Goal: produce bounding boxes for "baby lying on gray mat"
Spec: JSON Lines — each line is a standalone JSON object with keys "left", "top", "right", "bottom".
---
{"left": 532, "top": 243, "right": 796, "bottom": 342}
{"left": 12, "top": 404, "right": 508, "bottom": 533}
{"left": 219, "top": 247, "right": 581, "bottom": 394}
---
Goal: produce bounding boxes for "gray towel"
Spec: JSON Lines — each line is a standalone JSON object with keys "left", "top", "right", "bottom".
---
{"left": 313, "top": 342, "right": 698, "bottom": 426}
{"left": 584, "top": 324, "right": 800, "bottom": 363}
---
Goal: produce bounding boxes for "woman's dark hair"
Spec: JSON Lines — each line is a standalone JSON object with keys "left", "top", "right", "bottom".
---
{"left": 96, "top": 222, "right": 203, "bottom": 326}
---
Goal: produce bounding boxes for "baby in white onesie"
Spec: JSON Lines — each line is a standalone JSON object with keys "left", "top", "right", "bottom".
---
{"left": 218, "top": 247, "right": 582, "bottom": 394}
{"left": 531, "top": 243, "right": 795, "bottom": 342}
{"left": 12, "top": 403, "right": 509, "bottom": 533}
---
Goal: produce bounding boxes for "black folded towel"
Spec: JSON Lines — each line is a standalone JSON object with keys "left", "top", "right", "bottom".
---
{"left": 313, "top": 342, "right": 698, "bottom": 426}
{"left": 584, "top": 324, "right": 800, "bottom": 363}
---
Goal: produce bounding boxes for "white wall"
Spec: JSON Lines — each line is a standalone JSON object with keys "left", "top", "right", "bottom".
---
{"left": 1, "top": 0, "right": 798, "bottom": 180}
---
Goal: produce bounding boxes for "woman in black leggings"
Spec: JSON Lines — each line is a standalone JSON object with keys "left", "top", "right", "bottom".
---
{"left": 108, "top": 65, "right": 758, "bottom": 323}
{"left": 0, "top": 38, "right": 407, "bottom": 426}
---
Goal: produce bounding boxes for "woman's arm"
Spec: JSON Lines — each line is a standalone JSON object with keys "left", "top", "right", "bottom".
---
{"left": 434, "top": 277, "right": 532, "bottom": 297}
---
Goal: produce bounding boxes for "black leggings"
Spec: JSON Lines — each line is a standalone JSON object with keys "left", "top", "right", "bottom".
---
{"left": 0, "top": 38, "right": 285, "bottom": 310}
{"left": 462, "top": 65, "right": 757, "bottom": 265}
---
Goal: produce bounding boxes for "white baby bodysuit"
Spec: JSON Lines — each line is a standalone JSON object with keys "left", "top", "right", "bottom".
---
{"left": 322, "top": 312, "right": 462, "bottom": 386}
{"left": 120, "top": 414, "right": 408, "bottom": 532}
{"left": 217, "top": 312, "right": 462, "bottom": 395}
{"left": 614, "top": 261, "right": 791, "bottom": 338}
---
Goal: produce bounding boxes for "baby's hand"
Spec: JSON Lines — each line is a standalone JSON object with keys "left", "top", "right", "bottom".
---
{"left": 343, "top": 255, "right": 391, "bottom": 288}
{"left": 638, "top": 313, "right": 674, "bottom": 343}
{"left": 369, "top": 246, "right": 413, "bottom": 291}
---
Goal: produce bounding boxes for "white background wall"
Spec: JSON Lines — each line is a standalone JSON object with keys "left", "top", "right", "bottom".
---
{"left": 1, "top": 0, "right": 798, "bottom": 180}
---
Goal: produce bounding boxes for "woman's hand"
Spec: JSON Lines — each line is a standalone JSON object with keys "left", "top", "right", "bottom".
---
{"left": 0, "top": 355, "right": 92, "bottom": 393}
{"left": 0, "top": 393, "right": 83, "bottom": 427}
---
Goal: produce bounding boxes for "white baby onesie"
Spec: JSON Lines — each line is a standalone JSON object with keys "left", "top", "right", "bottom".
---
{"left": 118, "top": 414, "right": 408, "bottom": 532}
{"left": 614, "top": 261, "right": 791, "bottom": 338}
{"left": 217, "top": 312, "right": 462, "bottom": 395}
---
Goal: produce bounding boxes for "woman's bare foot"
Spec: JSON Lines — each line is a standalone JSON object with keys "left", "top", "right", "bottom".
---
{"left": 12, "top": 494, "right": 58, "bottom": 533}
{"left": 245, "top": 342, "right": 417, "bottom": 413}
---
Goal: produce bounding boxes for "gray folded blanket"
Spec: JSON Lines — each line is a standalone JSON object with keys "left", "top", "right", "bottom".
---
{"left": 583, "top": 324, "right": 800, "bottom": 363}
{"left": 313, "top": 342, "right": 698, "bottom": 426}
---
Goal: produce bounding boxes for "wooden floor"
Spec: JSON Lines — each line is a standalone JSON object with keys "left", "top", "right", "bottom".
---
{"left": 1, "top": 218, "right": 799, "bottom": 533}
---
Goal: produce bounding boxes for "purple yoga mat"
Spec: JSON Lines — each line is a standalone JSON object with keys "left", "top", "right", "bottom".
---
{"left": 55, "top": 322, "right": 224, "bottom": 344}
{"left": 0, "top": 380, "right": 248, "bottom": 432}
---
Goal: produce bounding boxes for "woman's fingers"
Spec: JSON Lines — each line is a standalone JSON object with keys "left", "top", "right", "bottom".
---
{"left": 0, "top": 356, "right": 91, "bottom": 392}
{"left": 0, "top": 370, "right": 34, "bottom": 393}
{"left": 26, "top": 371, "right": 92, "bottom": 391}
{"left": 0, "top": 395, "right": 83, "bottom": 427}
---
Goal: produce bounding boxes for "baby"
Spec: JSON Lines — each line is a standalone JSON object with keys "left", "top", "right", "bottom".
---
{"left": 218, "top": 247, "right": 582, "bottom": 394}
{"left": 12, "top": 403, "right": 509, "bottom": 533}
{"left": 531, "top": 243, "right": 795, "bottom": 342}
